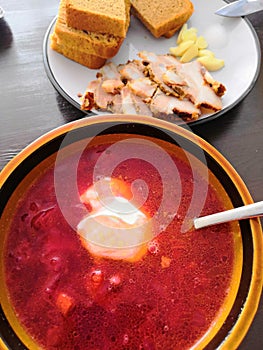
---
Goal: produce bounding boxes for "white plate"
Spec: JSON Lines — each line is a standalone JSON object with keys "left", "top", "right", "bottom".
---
{"left": 43, "top": 0, "right": 261, "bottom": 125}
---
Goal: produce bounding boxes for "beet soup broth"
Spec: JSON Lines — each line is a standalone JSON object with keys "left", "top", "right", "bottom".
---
{"left": 1, "top": 134, "right": 242, "bottom": 350}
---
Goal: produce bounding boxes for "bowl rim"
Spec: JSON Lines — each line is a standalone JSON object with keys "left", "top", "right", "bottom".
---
{"left": 0, "top": 114, "right": 262, "bottom": 350}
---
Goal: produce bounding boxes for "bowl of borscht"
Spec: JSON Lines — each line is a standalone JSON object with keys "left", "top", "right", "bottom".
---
{"left": 0, "top": 114, "right": 262, "bottom": 350}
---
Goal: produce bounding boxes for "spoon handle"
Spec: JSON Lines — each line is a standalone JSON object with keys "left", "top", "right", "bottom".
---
{"left": 194, "top": 201, "right": 263, "bottom": 229}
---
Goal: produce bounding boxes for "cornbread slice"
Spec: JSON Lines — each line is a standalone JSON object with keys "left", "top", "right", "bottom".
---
{"left": 50, "top": 33, "right": 106, "bottom": 69}
{"left": 53, "top": 0, "right": 124, "bottom": 59}
{"left": 130, "top": 0, "right": 194, "bottom": 38}
{"left": 65, "top": 0, "right": 131, "bottom": 37}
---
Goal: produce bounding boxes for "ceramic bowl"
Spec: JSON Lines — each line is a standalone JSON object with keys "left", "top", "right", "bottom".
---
{"left": 0, "top": 115, "right": 262, "bottom": 350}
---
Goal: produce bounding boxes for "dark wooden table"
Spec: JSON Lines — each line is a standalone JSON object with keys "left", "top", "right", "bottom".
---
{"left": 0, "top": 0, "right": 262, "bottom": 348}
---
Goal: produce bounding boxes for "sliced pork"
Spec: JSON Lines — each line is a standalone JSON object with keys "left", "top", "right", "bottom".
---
{"left": 150, "top": 89, "right": 200, "bottom": 120}
{"left": 119, "top": 60, "right": 157, "bottom": 101}
{"left": 98, "top": 62, "right": 121, "bottom": 80}
{"left": 110, "top": 86, "right": 153, "bottom": 116}
{"left": 127, "top": 78, "right": 157, "bottom": 101}
{"left": 81, "top": 50, "right": 226, "bottom": 122}
{"left": 173, "top": 60, "right": 223, "bottom": 111}
{"left": 203, "top": 70, "right": 226, "bottom": 97}
{"left": 101, "top": 79, "right": 124, "bottom": 94}
{"left": 138, "top": 51, "right": 225, "bottom": 111}
{"left": 118, "top": 60, "right": 145, "bottom": 81}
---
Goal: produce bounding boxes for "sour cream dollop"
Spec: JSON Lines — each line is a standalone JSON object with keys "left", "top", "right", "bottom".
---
{"left": 77, "top": 177, "right": 152, "bottom": 262}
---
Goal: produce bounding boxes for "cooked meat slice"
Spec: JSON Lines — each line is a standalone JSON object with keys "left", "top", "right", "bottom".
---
{"left": 159, "top": 54, "right": 227, "bottom": 101}
{"left": 119, "top": 86, "right": 138, "bottom": 114}
{"left": 81, "top": 78, "right": 116, "bottom": 111}
{"left": 81, "top": 91, "right": 95, "bottom": 110}
{"left": 98, "top": 62, "right": 121, "bottom": 80}
{"left": 153, "top": 54, "right": 188, "bottom": 96}
{"left": 156, "top": 54, "right": 182, "bottom": 68}
{"left": 150, "top": 89, "right": 200, "bottom": 120}
{"left": 175, "top": 60, "right": 223, "bottom": 110}
{"left": 162, "top": 67, "right": 186, "bottom": 87}
{"left": 154, "top": 53, "right": 224, "bottom": 110}
{"left": 138, "top": 51, "right": 225, "bottom": 111}
{"left": 139, "top": 52, "right": 185, "bottom": 97}
{"left": 146, "top": 61, "right": 180, "bottom": 96}
{"left": 109, "top": 94, "right": 124, "bottom": 114}
{"left": 101, "top": 79, "right": 124, "bottom": 94}
{"left": 81, "top": 50, "right": 225, "bottom": 121}
{"left": 131, "top": 93, "right": 153, "bottom": 116}
{"left": 94, "top": 83, "right": 116, "bottom": 110}
{"left": 121, "top": 87, "right": 153, "bottom": 116}
{"left": 139, "top": 51, "right": 180, "bottom": 69}
{"left": 97, "top": 62, "right": 125, "bottom": 95}
{"left": 109, "top": 86, "right": 152, "bottom": 116}
{"left": 195, "top": 84, "right": 223, "bottom": 111}
{"left": 138, "top": 51, "right": 160, "bottom": 64}
{"left": 119, "top": 60, "right": 146, "bottom": 81}
{"left": 203, "top": 70, "right": 226, "bottom": 97}
{"left": 127, "top": 77, "right": 157, "bottom": 100}
{"left": 118, "top": 60, "right": 157, "bottom": 101}
{"left": 82, "top": 62, "right": 126, "bottom": 111}
{"left": 81, "top": 80, "right": 98, "bottom": 110}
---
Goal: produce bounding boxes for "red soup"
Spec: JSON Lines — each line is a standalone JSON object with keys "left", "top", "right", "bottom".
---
{"left": 1, "top": 134, "right": 242, "bottom": 350}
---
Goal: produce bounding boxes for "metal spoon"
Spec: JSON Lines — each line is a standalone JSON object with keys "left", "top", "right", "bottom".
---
{"left": 215, "top": 0, "right": 263, "bottom": 17}
{"left": 194, "top": 201, "right": 263, "bottom": 229}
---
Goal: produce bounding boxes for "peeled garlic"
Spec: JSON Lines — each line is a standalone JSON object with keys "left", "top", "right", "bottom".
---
{"left": 177, "top": 23, "right": 188, "bottom": 44}
{"left": 170, "top": 40, "right": 195, "bottom": 56}
{"left": 170, "top": 25, "right": 225, "bottom": 71}
{"left": 197, "top": 56, "right": 225, "bottom": 71}
{"left": 198, "top": 49, "right": 215, "bottom": 58}
{"left": 196, "top": 36, "right": 208, "bottom": 49}
{"left": 180, "top": 44, "right": 199, "bottom": 63}
{"left": 181, "top": 28, "right": 198, "bottom": 42}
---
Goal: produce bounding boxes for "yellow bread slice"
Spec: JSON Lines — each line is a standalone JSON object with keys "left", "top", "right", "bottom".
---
{"left": 65, "top": 0, "right": 131, "bottom": 38}
{"left": 50, "top": 33, "right": 106, "bottom": 69}
{"left": 131, "top": 0, "right": 194, "bottom": 38}
{"left": 54, "top": 0, "right": 124, "bottom": 59}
